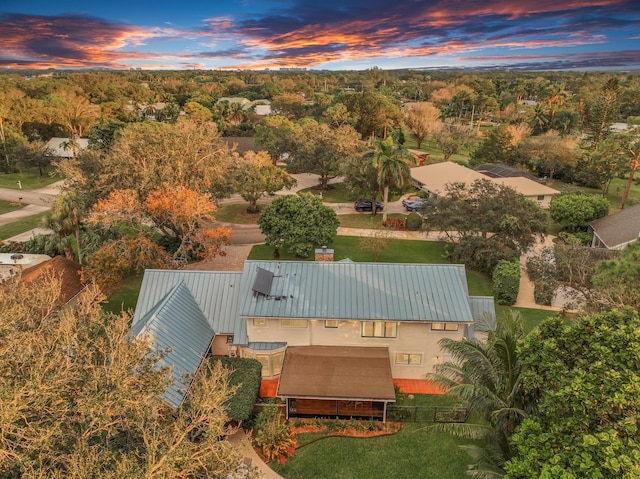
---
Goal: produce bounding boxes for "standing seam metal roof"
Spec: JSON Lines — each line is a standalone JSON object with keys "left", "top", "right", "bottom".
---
{"left": 131, "top": 281, "right": 215, "bottom": 408}
{"left": 239, "top": 261, "right": 474, "bottom": 323}
{"left": 132, "top": 270, "right": 246, "bottom": 344}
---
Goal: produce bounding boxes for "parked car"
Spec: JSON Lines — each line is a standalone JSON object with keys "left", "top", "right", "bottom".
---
{"left": 354, "top": 200, "right": 383, "bottom": 212}
{"left": 401, "top": 195, "right": 422, "bottom": 207}
{"left": 404, "top": 199, "right": 425, "bottom": 212}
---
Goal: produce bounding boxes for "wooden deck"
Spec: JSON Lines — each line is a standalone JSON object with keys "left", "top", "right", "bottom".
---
{"left": 288, "top": 399, "right": 385, "bottom": 418}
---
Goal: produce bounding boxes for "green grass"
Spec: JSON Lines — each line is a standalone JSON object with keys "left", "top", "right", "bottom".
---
{"left": 215, "top": 203, "right": 262, "bottom": 224}
{"left": 338, "top": 213, "right": 409, "bottom": 229}
{"left": 298, "top": 182, "right": 354, "bottom": 203}
{"left": 497, "top": 305, "right": 561, "bottom": 334}
{"left": 0, "top": 200, "right": 23, "bottom": 214}
{"left": 103, "top": 275, "right": 144, "bottom": 315}
{"left": 0, "top": 212, "right": 48, "bottom": 241}
{"left": 248, "top": 236, "right": 450, "bottom": 264}
{"left": 272, "top": 421, "right": 474, "bottom": 479}
{"left": 0, "top": 168, "right": 61, "bottom": 189}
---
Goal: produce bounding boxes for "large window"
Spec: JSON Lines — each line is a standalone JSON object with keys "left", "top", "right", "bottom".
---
{"left": 362, "top": 321, "right": 397, "bottom": 338}
{"left": 431, "top": 323, "right": 460, "bottom": 331}
{"left": 324, "top": 320, "right": 339, "bottom": 328}
{"left": 281, "top": 319, "right": 308, "bottom": 328}
{"left": 252, "top": 318, "right": 267, "bottom": 327}
{"left": 395, "top": 353, "right": 423, "bottom": 365}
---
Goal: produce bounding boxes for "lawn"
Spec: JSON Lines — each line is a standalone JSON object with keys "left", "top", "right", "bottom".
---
{"left": 215, "top": 203, "right": 262, "bottom": 224}
{"left": 497, "top": 305, "right": 560, "bottom": 334}
{"left": 271, "top": 395, "right": 477, "bottom": 479}
{"left": 0, "top": 200, "right": 23, "bottom": 215}
{"left": 0, "top": 168, "right": 62, "bottom": 189}
{"left": 0, "top": 211, "right": 48, "bottom": 241}
{"left": 102, "top": 275, "right": 144, "bottom": 315}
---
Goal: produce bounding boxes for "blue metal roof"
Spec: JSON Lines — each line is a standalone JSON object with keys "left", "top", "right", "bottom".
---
{"left": 133, "top": 270, "right": 246, "bottom": 344}
{"left": 131, "top": 281, "right": 214, "bottom": 408}
{"left": 468, "top": 296, "right": 497, "bottom": 332}
{"left": 239, "top": 261, "right": 474, "bottom": 323}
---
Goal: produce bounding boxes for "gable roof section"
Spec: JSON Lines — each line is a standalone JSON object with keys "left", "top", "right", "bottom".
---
{"left": 590, "top": 203, "right": 640, "bottom": 249}
{"left": 492, "top": 177, "right": 559, "bottom": 197}
{"left": 133, "top": 270, "right": 246, "bottom": 343}
{"left": 239, "top": 261, "right": 474, "bottom": 323}
{"left": 411, "top": 161, "right": 559, "bottom": 198}
{"left": 411, "top": 161, "right": 485, "bottom": 195}
{"left": 131, "top": 281, "right": 214, "bottom": 408}
{"left": 468, "top": 296, "right": 497, "bottom": 332}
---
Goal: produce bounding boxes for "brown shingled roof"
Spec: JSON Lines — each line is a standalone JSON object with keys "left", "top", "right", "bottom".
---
{"left": 277, "top": 346, "right": 396, "bottom": 401}
{"left": 21, "top": 256, "right": 84, "bottom": 304}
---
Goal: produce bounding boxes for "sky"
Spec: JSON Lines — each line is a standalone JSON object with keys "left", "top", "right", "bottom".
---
{"left": 1, "top": 0, "right": 639, "bottom": 71}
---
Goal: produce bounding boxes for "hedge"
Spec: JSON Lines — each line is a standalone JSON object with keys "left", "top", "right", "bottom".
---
{"left": 210, "top": 357, "right": 262, "bottom": 422}
{"left": 492, "top": 260, "right": 521, "bottom": 306}
{"left": 405, "top": 212, "right": 423, "bottom": 231}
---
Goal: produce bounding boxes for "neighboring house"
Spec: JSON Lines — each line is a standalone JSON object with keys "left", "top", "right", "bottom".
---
{"left": 589, "top": 203, "right": 640, "bottom": 250}
{"left": 20, "top": 256, "right": 84, "bottom": 304}
{"left": 411, "top": 161, "right": 559, "bottom": 208}
{"left": 408, "top": 149, "right": 429, "bottom": 165}
{"left": 45, "top": 137, "right": 89, "bottom": 158}
{"left": 130, "top": 253, "right": 496, "bottom": 419}
{"left": 223, "top": 136, "right": 256, "bottom": 153}
{"left": 0, "top": 253, "right": 51, "bottom": 283}
{"left": 216, "top": 97, "right": 253, "bottom": 109}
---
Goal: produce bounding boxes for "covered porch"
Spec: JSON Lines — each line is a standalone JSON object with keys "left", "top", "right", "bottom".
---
{"left": 277, "top": 345, "right": 396, "bottom": 422}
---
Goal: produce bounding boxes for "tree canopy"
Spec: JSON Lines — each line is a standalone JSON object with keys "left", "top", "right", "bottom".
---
{"left": 506, "top": 309, "right": 640, "bottom": 478}
{"left": 0, "top": 274, "right": 246, "bottom": 478}
{"left": 257, "top": 193, "right": 339, "bottom": 257}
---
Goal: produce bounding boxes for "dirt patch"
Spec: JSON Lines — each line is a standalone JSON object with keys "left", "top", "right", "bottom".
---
{"left": 185, "top": 244, "right": 252, "bottom": 271}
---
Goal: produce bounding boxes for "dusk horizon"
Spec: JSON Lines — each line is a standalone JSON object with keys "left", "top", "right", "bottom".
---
{"left": 1, "top": 0, "right": 640, "bottom": 71}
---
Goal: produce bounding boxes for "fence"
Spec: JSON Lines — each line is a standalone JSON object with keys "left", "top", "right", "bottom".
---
{"left": 386, "top": 405, "right": 469, "bottom": 423}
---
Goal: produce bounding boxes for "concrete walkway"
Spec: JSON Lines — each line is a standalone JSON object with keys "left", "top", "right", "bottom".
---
{"left": 228, "top": 429, "right": 285, "bottom": 479}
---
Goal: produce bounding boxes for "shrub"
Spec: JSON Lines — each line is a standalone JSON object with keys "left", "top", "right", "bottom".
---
{"left": 254, "top": 405, "right": 296, "bottom": 463}
{"left": 405, "top": 212, "right": 423, "bottom": 231}
{"left": 492, "top": 260, "right": 521, "bottom": 305}
{"left": 210, "top": 357, "right": 262, "bottom": 422}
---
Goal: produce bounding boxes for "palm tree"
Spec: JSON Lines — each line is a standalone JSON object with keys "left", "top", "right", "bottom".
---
{"left": 369, "top": 137, "right": 416, "bottom": 222}
{"left": 40, "top": 192, "right": 87, "bottom": 264}
{"left": 426, "top": 316, "right": 529, "bottom": 478}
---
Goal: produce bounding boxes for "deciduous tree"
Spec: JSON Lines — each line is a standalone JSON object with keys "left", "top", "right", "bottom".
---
{"left": 257, "top": 193, "right": 339, "bottom": 258}
{"left": 231, "top": 150, "right": 296, "bottom": 211}
{"left": 0, "top": 275, "right": 246, "bottom": 478}
{"left": 402, "top": 102, "right": 442, "bottom": 149}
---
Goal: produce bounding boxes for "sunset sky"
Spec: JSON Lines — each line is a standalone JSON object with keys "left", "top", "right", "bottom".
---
{"left": 1, "top": 0, "right": 639, "bottom": 71}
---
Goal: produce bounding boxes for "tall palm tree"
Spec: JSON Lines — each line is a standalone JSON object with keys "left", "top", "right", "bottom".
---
{"left": 41, "top": 192, "right": 87, "bottom": 264}
{"left": 426, "top": 316, "right": 528, "bottom": 478}
{"left": 370, "top": 137, "right": 416, "bottom": 222}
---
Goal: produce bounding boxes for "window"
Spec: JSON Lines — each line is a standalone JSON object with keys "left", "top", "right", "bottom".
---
{"left": 431, "top": 323, "right": 460, "bottom": 331}
{"left": 281, "top": 319, "right": 308, "bottom": 328}
{"left": 253, "top": 317, "right": 267, "bottom": 327}
{"left": 272, "top": 351, "right": 285, "bottom": 376}
{"left": 395, "top": 353, "right": 423, "bottom": 365}
{"left": 325, "top": 320, "right": 339, "bottom": 328}
{"left": 537, "top": 195, "right": 545, "bottom": 201}
{"left": 362, "top": 321, "right": 397, "bottom": 338}
{"left": 255, "top": 354, "right": 271, "bottom": 374}
{"left": 243, "top": 350, "right": 254, "bottom": 359}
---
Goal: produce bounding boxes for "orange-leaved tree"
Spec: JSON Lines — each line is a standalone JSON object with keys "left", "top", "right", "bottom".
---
{"left": 86, "top": 185, "right": 229, "bottom": 289}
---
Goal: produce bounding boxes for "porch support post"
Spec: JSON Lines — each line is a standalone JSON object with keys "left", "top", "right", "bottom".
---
{"left": 383, "top": 401, "right": 387, "bottom": 423}
{"left": 286, "top": 398, "right": 289, "bottom": 420}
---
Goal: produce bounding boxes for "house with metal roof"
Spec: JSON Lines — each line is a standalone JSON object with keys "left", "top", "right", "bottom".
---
{"left": 589, "top": 203, "right": 640, "bottom": 250}
{"left": 131, "top": 259, "right": 496, "bottom": 417}
{"left": 411, "top": 161, "right": 559, "bottom": 208}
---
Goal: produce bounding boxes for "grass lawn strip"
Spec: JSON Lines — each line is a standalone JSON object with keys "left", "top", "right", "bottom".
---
{"left": 0, "top": 212, "right": 48, "bottom": 241}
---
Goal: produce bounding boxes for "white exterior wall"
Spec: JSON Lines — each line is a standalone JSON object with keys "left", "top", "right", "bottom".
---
{"left": 246, "top": 318, "right": 467, "bottom": 379}
{"left": 528, "top": 194, "right": 554, "bottom": 209}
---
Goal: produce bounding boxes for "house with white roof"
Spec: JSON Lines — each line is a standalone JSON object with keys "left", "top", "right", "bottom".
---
{"left": 411, "top": 161, "right": 559, "bottom": 208}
